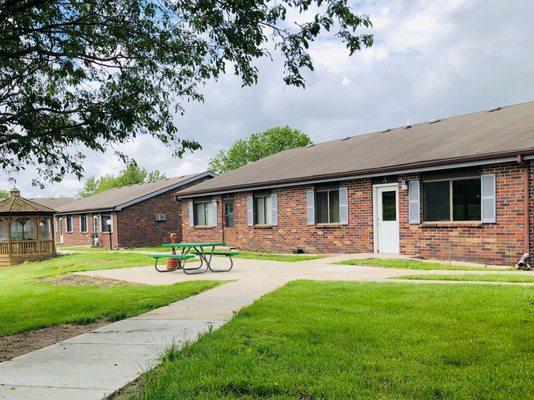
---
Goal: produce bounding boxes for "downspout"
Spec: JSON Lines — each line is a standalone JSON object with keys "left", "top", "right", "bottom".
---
{"left": 524, "top": 159, "right": 530, "bottom": 254}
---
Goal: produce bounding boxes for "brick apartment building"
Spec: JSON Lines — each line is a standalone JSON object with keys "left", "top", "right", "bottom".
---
{"left": 56, "top": 172, "right": 214, "bottom": 249}
{"left": 176, "top": 101, "right": 534, "bottom": 266}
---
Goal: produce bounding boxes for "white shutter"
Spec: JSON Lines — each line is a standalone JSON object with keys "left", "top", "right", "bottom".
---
{"left": 246, "top": 195, "right": 254, "bottom": 227}
{"left": 271, "top": 194, "right": 278, "bottom": 226}
{"left": 339, "top": 187, "right": 349, "bottom": 225}
{"left": 188, "top": 200, "right": 194, "bottom": 227}
{"left": 211, "top": 199, "right": 218, "bottom": 226}
{"left": 306, "top": 190, "right": 315, "bottom": 225}
{"left": 481, "top": 174, "right": 496, "bottom": 223}
{"left": 408, "top": 181, "right": 421, "bottom": 224}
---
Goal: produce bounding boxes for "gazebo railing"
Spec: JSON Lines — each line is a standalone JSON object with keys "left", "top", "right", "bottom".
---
{"left": 0, "top": 240, "right": 55, "bottom": 256}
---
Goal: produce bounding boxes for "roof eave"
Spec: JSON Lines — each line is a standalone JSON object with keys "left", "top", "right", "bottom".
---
{"left": 176, "top": 149, "right": 534, "bottom": 198}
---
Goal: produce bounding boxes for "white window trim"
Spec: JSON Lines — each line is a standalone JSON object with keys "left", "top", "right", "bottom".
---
{"left": 66, "top": 216, "right": 73, "bottom": 233}
{"left": 80, "top": 215, "right": 88, "bottom": 233}
{"left": 254, "top": 193, "right": 274, "bottom": 226}
{"left": 423, "top": 176, "right": 482, "bottom": 222}
{"left": 100, "top": 214, "right": 113, "bottom": 233}
{"left": 193, "top": 200, "right": 213, "bottom": 227}
{"left": 315, "top": 187, "right": 341, "bottom": 224}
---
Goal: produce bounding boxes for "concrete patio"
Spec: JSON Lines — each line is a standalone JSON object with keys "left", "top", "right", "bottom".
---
{"left": 0, "top": 254, "right": 529, "bottom": 399}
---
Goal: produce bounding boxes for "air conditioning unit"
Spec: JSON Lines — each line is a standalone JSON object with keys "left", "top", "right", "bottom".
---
{"left": 155, "top": 213, "right": 167, "bottom": 222}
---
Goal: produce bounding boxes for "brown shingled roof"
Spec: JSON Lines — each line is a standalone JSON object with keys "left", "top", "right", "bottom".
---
{"left": 57, "top": 171, "right": 215, "bottom": 214}
{"left": 0, "top": 188, "right": 56, "bottom": 214}
{"left": 177, "top": 101, "right": 534, "bottom": 197}
{"left": 29, "top": 197, "right": 76, "bottom": 211}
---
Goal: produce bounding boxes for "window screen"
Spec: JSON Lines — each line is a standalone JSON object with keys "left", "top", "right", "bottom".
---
{"left": 423, "top": 181, "right": 450, "bottom": 221}
{"left": 316, "top": 189, "right": 340, "bottom": 223}
{"left": 453, "top": 179, "right": 481, "bottom": 221}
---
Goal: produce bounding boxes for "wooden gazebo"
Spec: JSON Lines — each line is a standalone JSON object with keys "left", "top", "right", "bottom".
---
{"left": 0, "top": 187, "right": 56, "bottom": 267}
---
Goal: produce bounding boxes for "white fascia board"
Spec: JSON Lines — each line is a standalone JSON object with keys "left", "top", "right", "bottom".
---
{"left": 56, "top": 208, "right": 114, "bottom": 215}
{"left": 115, "top": 171, "right": 216, "bottom": 210}
{"left": 177, "top": 156, "right": 518, "bottom": 199}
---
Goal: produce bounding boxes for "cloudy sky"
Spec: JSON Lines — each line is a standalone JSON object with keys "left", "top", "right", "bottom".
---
{"left": 2, "top": 0, "right": 534, "bottom": 197}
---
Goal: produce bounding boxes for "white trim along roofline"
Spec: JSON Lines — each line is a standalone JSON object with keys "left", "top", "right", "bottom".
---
{"left": 177, "top": 156, "right": 519, "bottom": 199}
{"left": 56, "top": 171, "right": 216, "bottom": 215}
{"left": 115, "top": 171, "right": 216, "bottom": 210}
{"left": 56, "top": 208, "right": 114, "bottom": 216}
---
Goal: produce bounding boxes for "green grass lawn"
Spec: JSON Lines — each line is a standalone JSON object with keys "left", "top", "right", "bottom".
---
{"left": 0, "top": 252, "right": 220, "bottom": 336}
{"left": 57, "top": 244, "right": 164, "bottom": 252}
{"left": 338, "top": 257, "right": 511, "bottom": 271}
{"left": 125, "top": 281, "right": 533, "bottom": 400}
{"left": 396, "top": 273, "right": 534, "bottom": 283}
{"left": 58, "top": 245, "right": 323, "bottom": 262}
{"left": 233, "top": 251, "right": 323, "bottom": 262}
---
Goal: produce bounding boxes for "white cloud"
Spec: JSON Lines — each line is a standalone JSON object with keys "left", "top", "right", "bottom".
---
{"left": 2, "top": 0, "right": 534, "bottom": 197}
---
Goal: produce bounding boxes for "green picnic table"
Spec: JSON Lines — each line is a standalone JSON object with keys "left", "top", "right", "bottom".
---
{"left": 153, "top": 242, "right": 238, "bottom": 274}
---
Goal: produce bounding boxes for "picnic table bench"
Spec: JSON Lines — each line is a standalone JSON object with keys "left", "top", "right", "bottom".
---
{"left": 151, "top": 242, "right": 239, "bottom": 274}
{"left": 149, "top": 253, "right": 195, "bottom": 273}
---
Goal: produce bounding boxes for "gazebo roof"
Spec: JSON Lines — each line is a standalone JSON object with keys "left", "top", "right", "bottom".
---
{"left": 0, "top": 188, "right": 55, "bottom": 214}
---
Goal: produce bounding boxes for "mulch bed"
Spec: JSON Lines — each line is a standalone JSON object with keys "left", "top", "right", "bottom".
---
{"left": 48, "top": 274, "right": 130, "bottom": 287}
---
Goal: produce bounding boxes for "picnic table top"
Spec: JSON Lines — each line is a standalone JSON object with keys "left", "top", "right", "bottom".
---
{"left": 160, "top": 242, "right": 225, "bottom": 248}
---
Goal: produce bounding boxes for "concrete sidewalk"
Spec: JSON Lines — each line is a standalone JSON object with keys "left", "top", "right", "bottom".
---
{"left": 0, "top": 254, "right": 528, "bottom": 399}
{"left": 0, "top": 277, "right": 290, "bottom": 400}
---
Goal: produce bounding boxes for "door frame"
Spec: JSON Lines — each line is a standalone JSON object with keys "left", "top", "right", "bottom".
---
{"left": 372, "top": 183, "right": 399, "bottom": 254}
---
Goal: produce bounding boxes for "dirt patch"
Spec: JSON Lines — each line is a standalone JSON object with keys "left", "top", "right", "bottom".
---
{"left": 107, "top": 375, "right": 144, "bottom": 399}
{"left": 0, "top": 321, "right": 108, "bottom": 362}
{"left": 48, "top": 274, "right": 130, "bottom": 287}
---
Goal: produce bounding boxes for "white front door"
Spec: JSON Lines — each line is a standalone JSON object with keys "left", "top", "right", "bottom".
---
{"left": 374, "top": 185, "right": 399, "bottom": 254}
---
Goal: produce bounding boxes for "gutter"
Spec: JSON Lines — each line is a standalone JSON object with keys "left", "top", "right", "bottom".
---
{"left": 177, "top": 150, "right": 534, "bottom": 199}
{"left": 55, "top": 208, "right": 115, "bottom": 216}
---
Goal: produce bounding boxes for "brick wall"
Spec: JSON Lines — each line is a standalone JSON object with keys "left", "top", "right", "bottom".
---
{"left": 116, "top": 192, "right": 183, "bottom": 247}
{"left": 529, "top": 160, "right": 534, "bottom": 257}
{"left": 183, "top": 180, "right": 374, "bottom": 254}
{"left": 183, "top": 162, "right": 530, "bottom": 265}
{"left": 59, "top": 213, "right": 119, "bottom": 249}
{"left": 400, "top": 163, "right": 527, "bottom": 265}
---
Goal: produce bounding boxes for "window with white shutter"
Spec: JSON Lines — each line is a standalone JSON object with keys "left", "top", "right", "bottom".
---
{"left": 481, "top": 174, "right": 496, "bottom": 223}
{"left": 408, "top": 181, "right": 420, "bottom": 224}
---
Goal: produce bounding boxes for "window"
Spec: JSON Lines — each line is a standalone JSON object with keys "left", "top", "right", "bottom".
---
{"left": 315, "top": 188, "right": 340, "bottom": 223}
{"left": 66, "top": 216, "right": 73, "bottom": 232}
{"left": 382, "top": 191, "right": 396, "bottom": 221}
{"left": 423, "top": 178, "right": 481, "bottom": 222}
{"left": 194, "top": 201, "right": 215, "bottom": 226}
{"left": 254, "top": 194, "right": 273, "bottom": 225}
{"left": 224, "top": 202, "right": 235, "bottom": 227}
{"left": 80, "top": 215, "right": 88, "bottom": 232}
{"left": 101, "top": 214, "right": 112, "bottom": 232}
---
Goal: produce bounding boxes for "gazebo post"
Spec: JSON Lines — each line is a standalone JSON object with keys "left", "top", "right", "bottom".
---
{"left": 7, "top": 216, "right": 12, "bottom": 259}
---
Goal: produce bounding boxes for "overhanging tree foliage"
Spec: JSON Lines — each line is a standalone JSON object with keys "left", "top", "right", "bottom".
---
{"left": 209, "top": 126, "right": 311, "bottom": 174}
{"left": 0, "top": 0, "right": 373, "bottom": 184}
{"left": 78, "top": 161, "right": 166, "bottom": 198}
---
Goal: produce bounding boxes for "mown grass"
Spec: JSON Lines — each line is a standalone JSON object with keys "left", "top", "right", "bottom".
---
{"left": 58, "top": 245, "right": 324, "bottom": 262}
{"left": 338, "top": 257, "right": 511, "bottom": 270}
{"left": 125, "top": 281, "right": 533, "bottom": 400}
{"left": 397, "top": 273, "right": 534, "bottom": 283}
{"left": 0, "top": 252, "right": 220, "bottom": 336}
{"left": 233, "top": 251, "right": 323, "bottom": 262}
